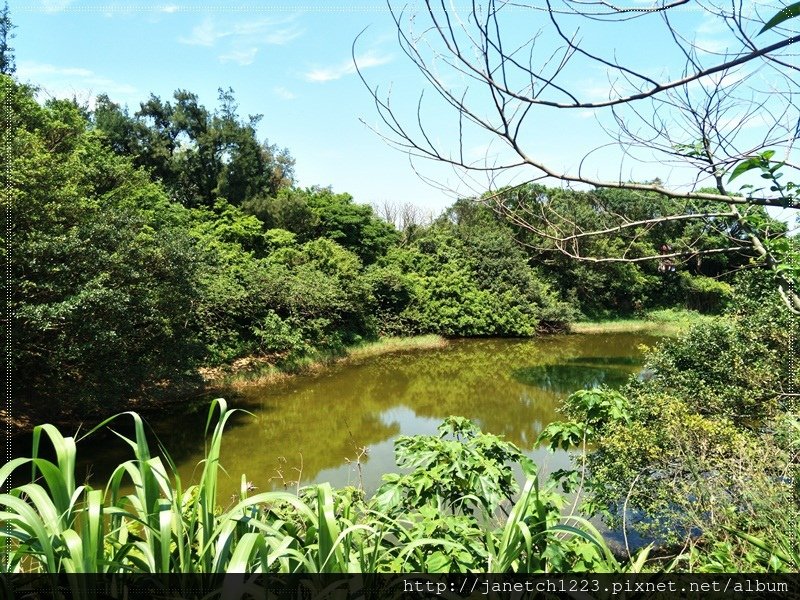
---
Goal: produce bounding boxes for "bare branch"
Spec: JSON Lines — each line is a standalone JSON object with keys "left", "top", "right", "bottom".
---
{"left": 359, "top": 0, "right": 800, "bottom": 309}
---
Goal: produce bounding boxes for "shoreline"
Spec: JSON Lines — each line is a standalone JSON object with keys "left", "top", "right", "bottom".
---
{"left": 206, "top": 334, "right": 449, "bottom": 393}
{"left": 570, "top": 309, "right": 713, "bottom": 336}
{"left": 7, "top": 312, "right": 706, "bottom": 436}
{"left": 5, "top": 335, "right": 450, "bottom": 437}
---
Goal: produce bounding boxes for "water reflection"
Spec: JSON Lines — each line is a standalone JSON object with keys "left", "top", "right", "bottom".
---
{"left": 511, "top": 363, "right": 637, "bottom": 393}
{"left": 71, "top": 333, "right": 657, "bottom": 499}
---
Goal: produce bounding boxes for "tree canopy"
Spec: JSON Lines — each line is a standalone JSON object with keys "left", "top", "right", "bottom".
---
{"left": 93, "top": 88, "right": 295, "bottom": 208}
{"left": 0, "top": 1, "right": 15, "bottom": 75}
{"left": 359, "top": 0, "right": 800, "bottom": 311}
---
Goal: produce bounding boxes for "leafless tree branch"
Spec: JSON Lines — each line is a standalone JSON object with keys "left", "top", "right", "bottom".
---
{"left": 356, "top": 0, "right": 800, "bottom": 311}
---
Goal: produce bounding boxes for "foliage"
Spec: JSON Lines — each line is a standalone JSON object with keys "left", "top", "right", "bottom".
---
{"left": 538, "top": 388, "right": 631, "bottom": 452}
{"left": 373, "top": 416, "right": 536, "bottom": 516}
{"left": 363, "top": 0, "right": 800, "bottom": 315}
{"left": 759, "top": 1, "right": 800, "bottom": 33}
{"left": 728, "top": 150, "right": 796, "bottom": 206}
{"left": 543, "top": 278, "right": 799, "bottom": 562}
{"left": 8, "top": 79, "right": 206, "bottom": 413}
{"left": 492, "top": 184, "right": 755, "bottom": 318}
{"left": 0, "top": 1, "right": 14, "bottom": 75}
{"left": 8, "top": 78, "right": 378, "bottom": 417}
{"left": 375, "top": 205, "right": 578, "bottom": 336}
{"left": 242, "top": 186, "right": 399, "bottom": 264}
{"left": 9, "top": 72, "right": 744, "bottom": 432}
{"left": 1, "top": 406, "right": 644, "bottom": 580}
{"left": 93, "top": 88, "right": 295, "bottom": 209}
{"left": 629, "top": 277, "right": 796, "bottom": 423}
{"left": 679, "top": 273, "right": 732, "bottom": 314}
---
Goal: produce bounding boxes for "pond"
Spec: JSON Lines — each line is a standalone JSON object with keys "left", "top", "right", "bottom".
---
{"left": 69, "top": 332, "right": 660, "bottom": 505}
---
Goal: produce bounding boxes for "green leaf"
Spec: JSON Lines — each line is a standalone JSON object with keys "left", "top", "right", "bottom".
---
{"left": 759, "top": 2, "right": 800, "bottom": 33}
{"left": 727, "top": 157, "right": 762, "bottom": 183}
{"left": 426, "top": 550, "right": 451, "bottom": 572}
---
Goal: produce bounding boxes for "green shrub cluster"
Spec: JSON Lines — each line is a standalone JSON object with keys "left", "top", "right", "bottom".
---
{"left": 540, "top": 273, "right": 799, "bottom": 571}
{"left": 0, "top": 404, "right": 648, "bottom": 578}
{"left": 493, "top": 185, "right": 768, "bottom": 318}
{"left": 371, "top": 220, "right": 577, "bottom": 337}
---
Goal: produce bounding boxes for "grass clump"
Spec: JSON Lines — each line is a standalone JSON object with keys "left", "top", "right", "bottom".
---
{"left": 346, "top": 334, "right": 447, "bottom": 359}
{"left": 570, "top": 309, "right": 714, "bottom": 335}
{"left": 1, "top": 401, "right": 645, "bottom": 583}
{"left": 211, "top": 335, "right": 447, "bottom": 391}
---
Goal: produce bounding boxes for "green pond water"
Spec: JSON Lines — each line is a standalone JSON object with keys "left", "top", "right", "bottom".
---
{"left": 70, "top": 332, "right": 660, "bottom": 504}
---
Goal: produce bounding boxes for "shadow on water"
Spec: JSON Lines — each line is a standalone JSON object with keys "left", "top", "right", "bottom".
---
{"left": 564, "top": 356, "right": 643, "bottom": 366}
{"left": 9, "top": 398, "right": 261, "bottom": 492}
{"left": 511, "top": 356, "right": 643, "bottom": 394}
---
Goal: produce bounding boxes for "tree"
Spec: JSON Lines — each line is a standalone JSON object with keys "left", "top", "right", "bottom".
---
{"left": 358, "top": 0, "right": 800, "bottom": 311}
{"left": 243, "top": 186, "right": 399, "bottom": 264}
{"left": 93, "top": 88, "right": 295, "bottom": 208}
{"left": 0, "top": 1, "right": 15, "bottom": 75}
{"left": 372, "top": 199, "right": 433, "bottom": 245}
{"left": 8, "top": 81, "right": 206, "bottom": 414}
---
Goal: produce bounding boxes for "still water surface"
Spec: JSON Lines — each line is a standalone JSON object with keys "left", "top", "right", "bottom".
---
{"left": 76, "top": 332, "right": 659, "bottom": 502}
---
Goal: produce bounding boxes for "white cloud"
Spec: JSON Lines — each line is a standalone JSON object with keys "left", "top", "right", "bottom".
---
{"left": 304, "top": 65, "right": 346, "bottom": 83}
{"left": 715, "top": 111, "right": 773, "bottom": 132}
{"left": 305, "top": 51, "right": 392, "bottom": 83}
{"left": 38, "top": 0, "right": 74, "bottom": 12}
{"left": 262, "top": 26, "right": 303, "bottom": 45}
{"left": 179, "top": 16, "right": 303, "bottom": 68}
{"left": 273, "top": 86, "right": 297, "bottom": 100}
{"left": 179, "top": 19, "right": 220, "bottom": 46}
{"left": 179, "top": 17, "right": 303, "bottom": 48}
{"left": 468, "top": 142, "right": 496, "bottom": 159}
{"left": 580, "top": 82, "right": 621, "bottom": 102}
{"left": 159, "top": 5, "right": 179, "bottom": 13}
{"left": 16, "top": 61, "right": 138, "bottom": 106}
{"left": 219, "top": 47, "right": 258, "bottom": 66}
{"left": 695, "top": 16, "right": 729, "bottom": 36}
{"left": 18, "top": 63, "right": 94, "bottom": 78}
{"left": 693, "top": 38, "right": 730, "bottom": 54}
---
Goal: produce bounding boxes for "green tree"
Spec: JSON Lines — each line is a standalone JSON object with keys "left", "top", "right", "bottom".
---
{"left": 93, "top": 88, "right": 294, "bottom": 209}
{"left": 9, "top": 80, "right": 206, "bottom": 415}
{"left": 0, "top": 1, "right": 15, "bottom": 75}
{"left": 377, "top": 212, "right": 576, "bottom": 336}
{"left": 243, "top": 186, "right": 399, "bottom": 264}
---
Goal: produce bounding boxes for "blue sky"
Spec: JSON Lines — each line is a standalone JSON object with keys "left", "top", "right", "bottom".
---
{"left": 12, "top": 1, "right": 796, "bottom": 222}
{"left": 15, "top": 2, "right": 448, "bottom": 209}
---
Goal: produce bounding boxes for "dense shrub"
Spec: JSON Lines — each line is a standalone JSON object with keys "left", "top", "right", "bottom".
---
{"left": 540, "top": 274, "right": 799, "bottom": 567}
{"left": 492, "top": 184, "right": 767, "bottom": 318}
{"left": 680, "top": 273, "right": 732, "bottom": 313}
{"left": 243, "top": 186, "right": 399, "bottom": 264}
{"left": 375, "top": 214, "right": 578, "bottom": 337}
{"left": 9, "top": 81, "right": 205, "bottom": 413}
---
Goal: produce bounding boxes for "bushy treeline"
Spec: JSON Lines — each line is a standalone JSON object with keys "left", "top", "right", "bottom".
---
{"left": 6, "top": 79, "right": 570, "bottom": 418}
{"left": 541, "top": 271, "right": 799, "bottom": 571}
{"left": 8, "top": 76, "right": 746, "bottom": 418}
{"left": 491, "top": 184, "right": 775, "bottom": 318}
